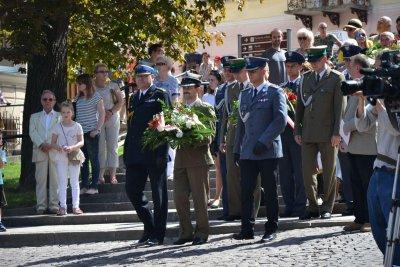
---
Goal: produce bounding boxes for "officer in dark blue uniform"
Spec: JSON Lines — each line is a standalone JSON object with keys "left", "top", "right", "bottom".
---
{"left": 233, "top": 57, "right": 287, "bottom": 242}
{"left": 279, "top": 51, "right": 307, "bottom": 217}
{"left": 214, "top": 56, "right": 236, "bottom": 220}
{"left": 124, "top": 65, "right": 171, "bottom": 246}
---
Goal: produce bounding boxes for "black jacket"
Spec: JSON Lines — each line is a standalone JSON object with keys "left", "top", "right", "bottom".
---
{"left": 123, "top": 85, "right": 171, "bottom": 166}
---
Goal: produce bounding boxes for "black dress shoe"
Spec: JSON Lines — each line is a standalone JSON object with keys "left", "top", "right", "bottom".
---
{"left": 232, "top": 232, "right": 254, "bottom": 240}
{"left": 192, "top": 237, "right": 208, "bottom": 245}
{"left": 146, "top": 238, "right": 163, "bottom": 246}
{"left": 224, "top": 215, "right": 241, "bottom": 221}
{"left": 299, "top": 211, "right": 320, "bottom": 220}
{"left": 320, "top": 212, "right": 332, "bottom": 219}
{"left": 260, "top": 232, "right": 277, "bottom": 243}
{"left": 342, "top": 209, "right": 354, "bottom": 216}
{"left": 137, "top": 234, "right": 151, "bottom": 244}
{"left": 173, "top": 238, "right": 193, "bottom": 245}
{"left": 217, "top": 215, "right": 227, "bottom": 220}
{"left": 281, "top": 210, "right": 294, "bottom": 218}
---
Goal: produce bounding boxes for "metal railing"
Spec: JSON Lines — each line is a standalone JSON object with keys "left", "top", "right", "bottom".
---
{"left": 287, "top": 0, "right": 369, "bottom": 11}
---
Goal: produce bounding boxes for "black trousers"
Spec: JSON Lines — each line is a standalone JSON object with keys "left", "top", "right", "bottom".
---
{"left": 240, "top": 159, "right": 279, "bottom": 235}
{"left": 125, "top": 163, "right": 168, "bottom": 241}
{"left": 348, "top": 153, "right": 376, "bottom": 224}
{"left": 279, "top": 131, "right": 306, "bottom": 215}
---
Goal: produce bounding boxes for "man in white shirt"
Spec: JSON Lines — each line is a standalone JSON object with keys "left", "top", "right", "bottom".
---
{"left": 29, "top": 90, "right": 60, "bottom": 214}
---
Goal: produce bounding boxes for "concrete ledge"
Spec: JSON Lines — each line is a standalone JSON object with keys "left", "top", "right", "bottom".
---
{"left": 0, "top": 215, "right": 355, "bottom": 248}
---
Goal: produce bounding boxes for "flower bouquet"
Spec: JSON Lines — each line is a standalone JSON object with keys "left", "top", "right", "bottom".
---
{"left": 142, "top": 101, "right": 215, "bottom": 150}
{"left": 283, "top": 88, "right": 297, "bottom": 113}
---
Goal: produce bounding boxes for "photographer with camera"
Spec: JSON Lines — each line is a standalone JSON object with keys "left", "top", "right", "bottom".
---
{"left": 354, "top": 67, "right": 400, "bottom": 263}
{"left": 342, "top": 54, "right": 377, "bottom": 232}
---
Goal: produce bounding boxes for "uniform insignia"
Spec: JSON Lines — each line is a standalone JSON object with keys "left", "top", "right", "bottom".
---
{"left": 145, "top": 99, "right": 156, "bottom": 103}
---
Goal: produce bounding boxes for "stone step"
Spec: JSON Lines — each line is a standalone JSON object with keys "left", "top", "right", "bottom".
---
{"left": 0, "top": 215, "right": 355, "bottom": 247}
{"left": 3, "top": 209, "right": 225, "bottom": 227}
{"left": 3, "top": 202, "right": 348, "bottom": 227}
{"left": 114, "top": 169, "right": 217, "bottom": 183}
{"left": 75, "top": 188, "right": 226, "bottom": 204}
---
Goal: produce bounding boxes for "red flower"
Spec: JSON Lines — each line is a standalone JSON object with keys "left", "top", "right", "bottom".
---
{"left": 287, "top": 92, "right": 297, "bottom": 102}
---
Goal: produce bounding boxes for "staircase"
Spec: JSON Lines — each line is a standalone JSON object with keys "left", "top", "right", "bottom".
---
{"left": 1, "top": 163, "right": 352, "bottom": 247}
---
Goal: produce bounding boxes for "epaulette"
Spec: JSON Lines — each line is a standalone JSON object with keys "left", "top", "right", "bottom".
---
{"left": 155, "top": 87, "right": 167, "bottom": 93}
{"left": 330, "top": 69, "right": 344, "bottom": 77}
{"left": 302, "top": 70, "right": 313, "bottom": 76}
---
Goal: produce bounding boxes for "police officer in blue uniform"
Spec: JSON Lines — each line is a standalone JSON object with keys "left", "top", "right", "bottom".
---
{"left": 279, "top": 51, "right": 307, "bottom": 217}
{"left": 123, "top": 65, "right": 171, "bottom": 246}
{"left": 233, "top": 57, "right": 287, "bottom": 242}
{"left": 214, "top": 56, "right": 236, "bottom": 220}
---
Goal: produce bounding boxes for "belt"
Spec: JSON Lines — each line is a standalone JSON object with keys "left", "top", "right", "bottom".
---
{"left": 376, "top": 166, "right": 396, "bottom": 174}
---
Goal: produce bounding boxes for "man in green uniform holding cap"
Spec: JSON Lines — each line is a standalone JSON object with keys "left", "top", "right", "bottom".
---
{"left": 219, "top": 58, "right": 261, "bottom": 221}
{"left": 294, "top": 46, "right": 346, "bottom": 220}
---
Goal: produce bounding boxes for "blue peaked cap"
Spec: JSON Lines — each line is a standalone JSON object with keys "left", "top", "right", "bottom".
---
{"left": 135, "top": 64, "right": 156, "bottom": 75}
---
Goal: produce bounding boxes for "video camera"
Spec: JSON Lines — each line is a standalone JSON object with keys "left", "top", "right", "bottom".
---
{"left": 341, "top": 50, "right": 400, "bottom": 99}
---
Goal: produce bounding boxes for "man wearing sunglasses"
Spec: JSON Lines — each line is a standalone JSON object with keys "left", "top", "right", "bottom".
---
{"left": 295, "top": 46, "right": 346, "bottom": 220}
{"left": 29, "top": 90, "right": 60, "bottom": 215}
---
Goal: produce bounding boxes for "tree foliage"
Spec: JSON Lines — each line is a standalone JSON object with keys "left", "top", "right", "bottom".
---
{"left": 0, "top": 0, "right": 227, "bottom": 77}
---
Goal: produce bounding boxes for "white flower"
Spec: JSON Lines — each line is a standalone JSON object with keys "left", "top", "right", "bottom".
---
{"left": 186, "top": 120, "right": 194, "bottom": 129}
{"left": 176, "top": 130, "right": 183, "bottom": 138}
{"left": 156, "top": 125, "right": 164, "bottom": 132}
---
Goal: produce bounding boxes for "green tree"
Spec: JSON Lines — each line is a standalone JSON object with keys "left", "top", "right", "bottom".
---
{"left": 0, "top": 0, "right": 226, "bottom": 189}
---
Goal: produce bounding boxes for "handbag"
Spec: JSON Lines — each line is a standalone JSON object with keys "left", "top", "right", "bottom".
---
{"left": 60, "top": 123, "right": 85, "bottom": 165}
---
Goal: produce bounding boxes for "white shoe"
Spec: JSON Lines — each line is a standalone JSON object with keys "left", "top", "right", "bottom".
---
{"left": 167, "top": 175, "right": 173, "bottom": 180}
{"left": 80, "top": 188, "right": 88, "bottom": 195}
{"left": 86, "top": 188, "right": 99, "bottom": 195}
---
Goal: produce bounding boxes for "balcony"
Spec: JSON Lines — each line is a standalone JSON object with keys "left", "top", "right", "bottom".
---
{"left": 285, "top": 0, "right": 370, "bottom": 29}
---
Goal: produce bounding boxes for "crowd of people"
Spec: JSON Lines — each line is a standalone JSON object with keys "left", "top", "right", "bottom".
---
{"left": 0, "top": 13, "right": 399, "bottom": 265}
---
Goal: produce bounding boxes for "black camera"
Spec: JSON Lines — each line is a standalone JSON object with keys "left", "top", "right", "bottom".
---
{"left": 340, "top": 50, "right": 400, "bottom": 99}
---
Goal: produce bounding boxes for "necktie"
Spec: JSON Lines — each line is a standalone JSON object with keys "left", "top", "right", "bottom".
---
{"left": 140, "top": 92, "right": 144, "bottom": 100}
{"left": 316, "top": 74, "right": 320, "bottom": 84}
{"left": 240, "top": 83, "right": 244, "bottom": 91}
{"left": 252, "top": 88, "right": 257, "bottom": 100}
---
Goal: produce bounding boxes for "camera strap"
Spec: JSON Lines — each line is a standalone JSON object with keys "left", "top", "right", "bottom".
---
{"left": 377, "top": 153, "right": 397, "bottom": 167}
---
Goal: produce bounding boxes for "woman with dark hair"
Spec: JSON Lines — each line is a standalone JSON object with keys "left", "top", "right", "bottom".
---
{"left": 75, "top": 74, "right": 105, "bottom": 195}
{"left": 202, "top": 70, "right": 221, "bottom": 106}
{"left": 204, "top": 70, "right": 223, "bottom": 209}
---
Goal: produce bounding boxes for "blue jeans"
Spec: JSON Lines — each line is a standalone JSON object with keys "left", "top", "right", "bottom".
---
{"left": 368, "top": 167, "right": 400, "bottom": 265}
{"left": 81, "top": 132, "right": 100, "bottom": 189}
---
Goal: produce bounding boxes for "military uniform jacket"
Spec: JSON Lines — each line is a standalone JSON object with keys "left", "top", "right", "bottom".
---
{"left": 294, "top": 67, "right": 345, "bottom": 143}
{"left": 214, "top": 82, "right": 230, "bottom": 146}
{"left": 219, "top": 81, "right": 242, "bottom": 146}
{"left": 234, "top": 82, "right": 287, "bottom": 160}
{"left": 123, "top": 85, "right": 171, "bottom": 166}
{"left": 280, "top": 77, "right": 300, "bottom": 139}
{"left": 175, "top": 98, "right": 216, "bottom": 168}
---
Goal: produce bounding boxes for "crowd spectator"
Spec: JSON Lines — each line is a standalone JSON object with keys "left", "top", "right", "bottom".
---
{"left": 140, "top": 43, "right": 165, "bottom": 67}
{"left": 380, "top": 31, "right": 395, "bottom": 48}
{"left": 295, "top": 28, "right": 314, "bottom": 56}
{"left": 354, "top": 29, "right": 373, "bottom": 50}
{"left": 199, "top": 52, "right": 213, "bottom": 82}
{"left": 204, "top": 70, "right": 222, "bottom": 209}
{"left": 314, "top": 22, "right": 342, "bottom": 58}
{"left": 396, "top": 16, "right": 400, "bottom": 41}
{"left": 213, "top": 55, "right": 224, "bottom": 74}
{"left": 0, "top": 130, "right": 7, "bottom": 231}
{"left": 75, "top": 74, "right": 105, "bottom": 195}
{"left": 154, "top": 55, "right": 180, "bottom": 103}
{"left": 342, "top": 54, "right": 376, "bottom": 232}
{"left": 343, "top": 18, "right": 363, "bottom": 39}
{"left": 29, "top": 90, "right": 60, "bottom": 214}
{"left": 51, "top": 101, "right": 85, "bottom": 216}
{"left": 371, "top": 16, "right": 392, "bottom": 43}
{"left": 94, "top": 63, "right": 123, "bottom": 185}
{"left": 263, "top": 28, "right": 287, "bottom": 85}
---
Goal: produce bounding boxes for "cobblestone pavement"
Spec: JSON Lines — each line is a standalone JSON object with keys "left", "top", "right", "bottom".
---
{"left": 1, "top": 226, "right": 381, "bottom": 267}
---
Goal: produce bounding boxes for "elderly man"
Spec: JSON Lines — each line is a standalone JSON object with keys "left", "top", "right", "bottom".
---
{"left": 262, "top": 28, "right": 287, "bottom": 85}
{"left": 124, "top": 65, "right": 171, "bottom": 246}
{"left": 372, "top": 16, "right": 392, "bottom": 43}
{"left": 343, "top": 18, "right": 363, "bottom": 39}
{"left": 29, "top": 90, "right": 60, "bottom": 214}
{"left": 380, "top": 31, "right": 395, "bottom": 48}
{"left": 233, "top": 57, "right": 287, "bottom": 242}
{"left": 314, "top": 22, "right": 342, "bottom": 59}
{"left": 295, "top": 46, "right": 345, "bottom": 220}
{"left": 173, "top": 73, "right": 216, "bottom": 246}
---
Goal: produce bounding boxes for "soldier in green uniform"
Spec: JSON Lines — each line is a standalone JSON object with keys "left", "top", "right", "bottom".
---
{"left": 219, "top": 58, "right": 261, "bottom": 221}
{"left": 294, "top": 46, "right": 346, "bottom": 220}
{"left": 173, "top": 74, "right": 216, "bottom": 246}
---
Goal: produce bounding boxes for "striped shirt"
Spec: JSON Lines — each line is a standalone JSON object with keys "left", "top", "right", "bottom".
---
{"left": 75, "top": 92, "right": 102, "bottom": 133}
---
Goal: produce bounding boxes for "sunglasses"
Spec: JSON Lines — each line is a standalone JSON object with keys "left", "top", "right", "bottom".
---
{"left": 96, "top": 70, "right": 108, "bottom": 74}
{"left": 42, "top": 98, "right": 54, "bottom": 102}
{"left": 156, "top": 62, "right": 167, "bottom": 66}
{"left": 298, "top": 36, "right": 307, "bottom": 41}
